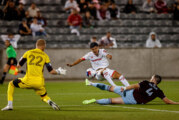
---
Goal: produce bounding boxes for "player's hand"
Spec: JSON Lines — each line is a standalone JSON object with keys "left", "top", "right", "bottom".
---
{"left": 56, "top": 67, "right": 67, "bottom": 75}
{"left": 121, "top": 87, "right": 126, "bottom": 92}
{"left": 66, "top": 64, "right": 73, "bottom": 67}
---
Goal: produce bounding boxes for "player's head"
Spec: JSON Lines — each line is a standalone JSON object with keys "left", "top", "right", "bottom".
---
{"left": 106, "top": 32, "right": 111, "bottom": 38}
{"left": 5, "top": 40, "right": 11, "bottom": 47}
{"left": 90, "top": 42, "right": 99, "bottom": 55}
{"left": 36, "top": 39, "right": 46, "bottom": 51}
{"left": 151, "top": 74, "right": 162, "bottom": 84}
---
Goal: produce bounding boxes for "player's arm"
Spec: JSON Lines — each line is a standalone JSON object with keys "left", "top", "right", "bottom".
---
{"left": 46, "top": 63, "right": 66, "bottom": 75}
{"left": 121, "top": 83, "right": 140, "bottom": 92}
{"left": 17, "top": 57, "right": 27, "bottom": 69}
{"left": 67, "top": 58, "right": 84, "bottom": 67}
{"left": 162, "top": 97, "right": 179, "bottom": 104}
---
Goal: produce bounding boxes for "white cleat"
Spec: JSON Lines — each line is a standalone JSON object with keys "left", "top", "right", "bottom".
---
{"left": 49, "top": 101, "right": 60, "bottom": 110}
{"left": 85, "top": 79, "right": 92, "bottom": 86}
{"left": 1, "top": 105, "right": 13, "bottom": 111}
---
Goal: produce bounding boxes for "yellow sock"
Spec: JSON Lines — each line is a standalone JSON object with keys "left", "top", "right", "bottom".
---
{"left": 7, "top": 81, "right": 15, "bottom": 101}
{"left": 41, "top": 95, "right": 51, "bottom": 104}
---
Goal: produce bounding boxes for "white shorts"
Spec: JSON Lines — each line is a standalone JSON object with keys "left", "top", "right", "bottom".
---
{"left": 95, "top": 68, "right": 116, "bottom": 80}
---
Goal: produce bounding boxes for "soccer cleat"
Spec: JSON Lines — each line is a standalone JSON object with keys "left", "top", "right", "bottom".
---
{"left": 85, "top": 79, "right": 92, "bottom": 86}
{"left": 1, "top": 105, "right": 13, "bottom": 111}
{"left": 82, "top": 99, "right": 96, "bottom": 105}
{"left": 49, "top": 101, "right": 60, "bottom": 110}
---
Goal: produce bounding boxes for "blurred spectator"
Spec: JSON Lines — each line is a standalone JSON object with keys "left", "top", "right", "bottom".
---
{"left": 92, "top": 0, "right": 100, "bottom": 9}
{"left": 25, "top": 11, "right": 33, "bottom": 25}
{"left": 28, "top": 3, "right": 39, "bottom": 17}
{"left": 154, "top": 0, "right": 168, "bottom": 13}
{"left": 108, "top": 3, "right": 120, "bottom": 19}
{"left": 0, "top": 0, "right": 9, "bottom": 5}
{"left": 18, "top": 19, "right": 31, "bottom": 36}
{"left": 97, "top": 4, "right": 110, "bottom": 20}
{"left": 36, "top": 11, "right": 47, "bottom": 27}
{"left": 86, "top": 2, "right": 97, "bottom": 19}
{"left": 3, "top": 1, "right": 18, "bottom": 20}
{"left": 79, "top": 0, "right": 88, "bottom": 13}
{"left": 17, "top": 3, "right": 25, "bottom": 20}
{"left": 1, "top": 33, "right": 20, "bottom": 48}
{"left": 123, "top": 0, "right": 137, "bottom": 14}
{"left": 82, "top": 11, "right": 95, "bottom": 28}
{"left": 16, "top": 0, "right": 26, "bottom": 5}
{"left": 142, "top": 0, "right": 156, "bottom": 13}
{"left": 30, "top": 18, "right": 47, "bottom": 37}
{"left": 173, "top": 3, "right": 179, "bottom": 20}
{"left": 64, "top": 0, "right": 79, "bottom": 13}
{"left": 146, "top": 32, "right": 162, "bottom": 48}
{"left": 89, "top": 36, "right": 98, "bottom": 45}
{"left": 99, "top": 32, "right": 117, "bottom": 48}
{"left": 67, "top": 9, "right": 82, "bottom": 36}
{"left": 0, "top": 8, "right": 3, "bottom": 19}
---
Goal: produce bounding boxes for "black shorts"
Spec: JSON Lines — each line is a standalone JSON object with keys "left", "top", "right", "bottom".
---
{"left": 7, "top": 58, "right": 17, "bottom": 66}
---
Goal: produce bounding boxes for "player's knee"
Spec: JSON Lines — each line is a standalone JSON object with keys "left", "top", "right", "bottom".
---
{"left": 12, "top": 79, "right": 21, "bottom": 88}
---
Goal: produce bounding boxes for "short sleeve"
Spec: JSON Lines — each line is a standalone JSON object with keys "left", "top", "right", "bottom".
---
{"left": 102, "top": 49, "right": 108, "bottom": 56}
{"left": 157, "top": 89, "right": 166, "bottom": 99}
{"left": 82, "top": 53, "right": 90, "bottom": 60}
{"left": 22, "top": 51, "right": 28, "bottom": 59}
{"left": 45, "top": 54, "right": 51, "bottom": 63}
{"left": 139, "top": 80, "right": 148, "bottom": 89}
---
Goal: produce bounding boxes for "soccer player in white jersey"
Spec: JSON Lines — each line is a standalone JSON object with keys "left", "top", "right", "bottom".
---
{"left": 67, "top": 42, "right": 129, "bottom": 87}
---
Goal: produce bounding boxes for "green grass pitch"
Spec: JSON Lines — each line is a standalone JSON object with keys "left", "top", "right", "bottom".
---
{"left": 0, "top": 80, "right": 179, "bottom": 120}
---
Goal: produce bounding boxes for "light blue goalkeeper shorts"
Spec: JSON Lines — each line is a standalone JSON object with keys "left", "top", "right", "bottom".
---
{"left": 113, "top": 86, "right": 137, "bottom": 104}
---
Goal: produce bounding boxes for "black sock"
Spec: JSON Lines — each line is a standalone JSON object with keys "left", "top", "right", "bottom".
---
{"left": 0, "top": 72, "right": 7, "bottom": 84}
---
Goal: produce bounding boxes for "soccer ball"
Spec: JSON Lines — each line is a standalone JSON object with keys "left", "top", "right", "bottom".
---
{"left": 86, "top": 68, "right": 96, "bottom": 78}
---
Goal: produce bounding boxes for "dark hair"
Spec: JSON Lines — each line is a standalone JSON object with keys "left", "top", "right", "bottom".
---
{"left": 154, "top": 75, "right": 162, "bottom": 84}
{"left": 90, "top": 42, "right": 98, "bottom": 48}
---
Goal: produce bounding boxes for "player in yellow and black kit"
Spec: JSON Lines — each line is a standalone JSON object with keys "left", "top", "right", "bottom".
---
{"left": 1, "top": 39, "right": 66, "bottom": 111}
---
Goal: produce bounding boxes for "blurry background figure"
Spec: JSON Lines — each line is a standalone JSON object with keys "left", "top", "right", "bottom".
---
{"left": 154, "top": 0, "right": 168, "bottom": 14}
{"left": 146, "top": 32, "right": 162, "bottom": 48}
{"left": 108, "top": 2, "right": 120, "bottom": 19}
{"left": 30, "top": 18, "right": 47, "bottom": 37}
{"left": 18, "top": 18, "right": 31, "bottom": 36}
{"left": 88, "top": 36, "right": 98, "bottom": 45}
{"left": 17, "top": 3, "right": 25, "bottom": 21}
{"left": 1, "top": 33, "right": 21, "bottom": 48}
{"left": 173, "top": 0, "right": 179, "bottom": 20}
{"left": 78, "top": 0, "right": 88, "bottom": 14}
{"left": 28, "top": 2, "right": 39, "bottom": 17}
{"left": 67, "top": 9, "right": 82, "bottom": 36}
{"left": 97, "top": 4, "right": 110, "bottom": 20}
{"left": 3, "top": 1, "right": 18, "bottom": 20}
{"left": 64, "top": 0, "right": 80, "bottom": 13}
{"left": 25, "top": 11, "right": 33, "bottom": 25}
{"left": 86, "top": 2, "right": 97, "bottom": 20}
{"left": 99, "top": 32, "right": 117, "bottom": 48}
{"left": 82, "top": 11, "right": 96, "bottom": 28}
{"left": 36, "top": 11, "right": 47, "bottom": 27}
{"left": 123, "top": 0, "right": 137, "bottom": 14}
{"left": 142, "top": 0, "right": 156, "bottom": 13}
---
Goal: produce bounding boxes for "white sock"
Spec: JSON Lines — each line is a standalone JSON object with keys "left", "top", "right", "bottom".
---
{"left": 47, "top": 100, "right": 51, "bottom": 104}
{"left": 119, "top": 75, "right": 130, "bottom": 86}
{"left": 8, "top": 101, "right": 13, "bottom": 107}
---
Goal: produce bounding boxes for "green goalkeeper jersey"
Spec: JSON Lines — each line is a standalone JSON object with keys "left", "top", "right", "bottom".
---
{"left": 6, "top": 45, "right": 17, "bottom": 58}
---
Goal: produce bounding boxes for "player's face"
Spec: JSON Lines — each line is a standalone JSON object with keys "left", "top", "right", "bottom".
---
{"left": 150, "top": 75, "right": 156, "bottom": 83}
{"left": 91, "top": 46, "right": 99, "bottom": 56}
{"left": 5, "top": 40, "right": 10, "bottom": 47}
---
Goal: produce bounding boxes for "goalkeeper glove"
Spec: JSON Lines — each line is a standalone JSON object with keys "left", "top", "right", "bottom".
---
{"left": 56, "top": 67, "right": 66, "bottom": 75}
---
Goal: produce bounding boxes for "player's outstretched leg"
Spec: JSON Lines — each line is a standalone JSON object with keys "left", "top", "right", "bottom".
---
{"left": 1, "top": 81, "right": 15, "bottom": 111}
{"left": 112, "top": 71, "right": 130, "bottom": 87}
{"left": 83, "top": 98, "right": 112, "bottom": 105}
{"left": 41, "top": 94, "right": 60, "bottom": 110}
{"left": 85, "top": 79, "right": 111, "bottom": 91}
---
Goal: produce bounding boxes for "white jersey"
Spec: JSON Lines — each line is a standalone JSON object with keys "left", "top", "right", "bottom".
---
{"left": 82, "top": 49, "right": 109, "bottom": 70}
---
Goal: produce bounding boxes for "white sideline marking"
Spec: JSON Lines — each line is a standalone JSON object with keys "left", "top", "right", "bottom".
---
{"left": 104, "top": 105, "right": 179, "bottom": 114}
{"left": 1, "top": 105, "right": 179, "bottom": 114}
